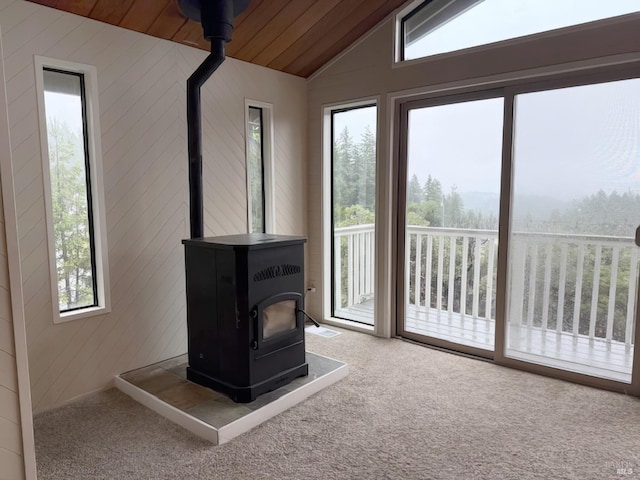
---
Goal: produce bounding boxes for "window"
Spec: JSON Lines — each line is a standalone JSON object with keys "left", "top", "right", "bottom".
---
{"left": 245, "top": 100, "right": 274, "bottom": 233}
{"left": 329, "top": 103, "right": 377, "bottom": 326}
{"left": 399, "top": 0, "right": 640, "bottom": 62}
{"left": 35, "top": 57, "right": 110, "bottom": 322}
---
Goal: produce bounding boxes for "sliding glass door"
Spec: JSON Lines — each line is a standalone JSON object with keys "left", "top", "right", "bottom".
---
{"left": 398, "top": 69, "right": 640, "bottom": 384}
{"left": 398, "top": 94, "right": 503, "bottom": 354}
{"left": 506, "top": 77, "right": 640, "bottom": 382}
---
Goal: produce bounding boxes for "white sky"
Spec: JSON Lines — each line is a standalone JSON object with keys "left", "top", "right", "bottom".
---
{"left": 332, "top": 76, "right": 640, "bottom": 205}
{"left": 44, "top": 91, "right": 83, "bottom": 135}
{"left": 333, "top": 105, "right": 377, "bottom": 142}
{"left": 407, "top": 97, "right": 503, "bottom": 195}
{"left": 407, "top": 78, "right": 640, "bottom": 201}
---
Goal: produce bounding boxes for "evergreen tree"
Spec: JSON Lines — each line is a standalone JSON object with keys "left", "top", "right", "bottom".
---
{"left": 407, "top": 174, "right": 425, "bottom": 205}
{"left": 444, "top": 185, "right": 464, "bottom": 228}
{"left": 355, "top": 125, "right": 376, "bottom": 211}
{"left": 47, "top": 118, "right": 94, "bottom": 310}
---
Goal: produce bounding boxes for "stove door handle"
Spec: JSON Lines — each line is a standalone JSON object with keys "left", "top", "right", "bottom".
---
{"left": 298, "top": 308, "right": 320, "bottom": 327}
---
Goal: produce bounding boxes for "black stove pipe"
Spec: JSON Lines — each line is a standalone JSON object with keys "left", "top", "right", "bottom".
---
{"left": 187, "top": 39, "right": 226, "bottom": 239}
{"left": 185, "top": 0, "right": 243, "bottom": 239}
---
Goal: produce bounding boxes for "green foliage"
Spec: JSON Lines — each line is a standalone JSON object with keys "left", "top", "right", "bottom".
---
{"left": 332, "top": 124, "right": 377, "bottom": 309}
{"left": 332, "top": 126, "right": 376, "bottom": 227}
{"left": 247, "top": 110, "right": 264, "bottom": 232}
{"left": 47, "top": 118, "right": 95, "bottom": 311}
{"left": 404, "top": 175, "right": 497, "bottom": 230}
{"left": 335, "top": 204, "right": 375, "bottom": 227}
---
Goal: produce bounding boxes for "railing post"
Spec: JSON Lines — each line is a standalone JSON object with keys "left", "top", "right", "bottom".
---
{"left": 472, "top": 235, "right": 481, "bottom": 319}
{"left": 626, "top": 248, "right": 638, "bottom": 347}
{"left": 510, "top": 237, "right": 526, "bottom": 326}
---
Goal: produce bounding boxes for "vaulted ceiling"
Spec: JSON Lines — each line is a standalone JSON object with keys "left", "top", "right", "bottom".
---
{"left": 26, "top": 0, "right": 409, "bottom": 78}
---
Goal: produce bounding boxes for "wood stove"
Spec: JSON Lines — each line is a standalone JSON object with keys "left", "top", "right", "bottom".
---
{"left": 182, "top": 233, "right": 308, "bottom": 402}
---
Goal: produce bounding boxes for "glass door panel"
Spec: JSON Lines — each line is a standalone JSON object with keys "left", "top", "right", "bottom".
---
{"left": 507, "top": 78, "right": 640, "bottom": 382}
{"left": 402, "top": 97, "right": 503, "bottom": 351}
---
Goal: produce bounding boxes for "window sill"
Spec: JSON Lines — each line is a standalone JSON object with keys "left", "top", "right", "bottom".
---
{"left": 322, "top": 316, "right": 375, "bottom": 335}
{"left": 54, "top": 305, "right": 110, "bottom": 324}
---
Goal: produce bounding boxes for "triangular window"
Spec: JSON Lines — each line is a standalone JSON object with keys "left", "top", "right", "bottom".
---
{"left": 402, "top": 0, "right": 640, "bottom": 61}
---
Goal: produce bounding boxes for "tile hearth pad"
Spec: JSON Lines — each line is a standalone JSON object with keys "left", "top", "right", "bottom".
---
{"left": 115, "top": 352, "right": 347, "bottom": 445}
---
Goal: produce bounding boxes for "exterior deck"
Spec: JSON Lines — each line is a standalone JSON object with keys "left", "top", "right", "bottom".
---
{"left": 336, "top": 301, "right": 633, "bottom": 382}
{"left": 333, "top": 224, "right": 636, "bottom": 383}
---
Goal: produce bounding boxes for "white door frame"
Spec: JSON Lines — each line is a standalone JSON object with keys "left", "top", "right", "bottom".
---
{"left": 0, "top": 27, "right": 38, "bottom": 480}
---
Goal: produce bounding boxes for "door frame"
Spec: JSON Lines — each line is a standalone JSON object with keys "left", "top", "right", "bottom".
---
{"left": 396, "top": 89, "right": 503, "bottom": 360}
{"left": 0, "top": 27, "right": 38, "bottom": 479}
{"left": 393, "top": 57, "right": 640, "bottom": 395}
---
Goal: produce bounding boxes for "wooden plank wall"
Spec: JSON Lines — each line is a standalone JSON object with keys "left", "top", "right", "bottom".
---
{"left": 0, "top": 0, "right": 306, "bottom": 417}
{"left": 0, "top": 6, "right": 26, "bottom": 477}
{"left": 0, "top": 176, "right": 24, "bottom": 480}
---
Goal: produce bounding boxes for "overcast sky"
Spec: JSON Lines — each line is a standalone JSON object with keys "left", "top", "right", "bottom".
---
{"left": 45, "top": 91, "right": 83, "bottom": 133}
{"left": 407, "top": 77, "right": 640, "bottom": 201}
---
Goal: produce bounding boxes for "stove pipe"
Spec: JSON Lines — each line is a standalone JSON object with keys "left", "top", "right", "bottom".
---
{"left": 181, "top": 0, "right": 250, "bottom": 238}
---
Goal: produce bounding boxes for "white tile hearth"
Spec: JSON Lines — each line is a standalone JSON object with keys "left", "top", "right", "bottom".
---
{"left": 115, "top": 352, "right": 347, "bottom": 445}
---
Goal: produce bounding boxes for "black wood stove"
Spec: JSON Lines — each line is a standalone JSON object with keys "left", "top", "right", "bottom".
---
{"left": 182, "top": 234, "right": 308, "bottom": 402}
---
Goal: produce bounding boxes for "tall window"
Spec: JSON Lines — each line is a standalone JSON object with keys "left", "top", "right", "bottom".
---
{"left": 330, "top": 104, "right": 377, "bottom": 325}
{"left": 400, "top": 0, "right": 640, "bottom": 62}
{"left": 36, "top": 57, "right": 109, "bottom": 321}
{"left": 245, "top": 101, "right": 274, "bottom": 233}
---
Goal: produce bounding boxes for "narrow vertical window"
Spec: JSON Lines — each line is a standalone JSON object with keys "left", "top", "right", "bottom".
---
{"left": 330, "top": 104, "right": 377, "bottom": 325}
{"left": 245, "top": 101, "right": 274, "bottom": 234}
{"left": 36, "top": 56, "right": 110, "bottom": 322}
{"left": 247, "top": 106, "right": 265, "bottom": 233}
{"left": 43, "top": 69, "right": 97, "bottom": 311}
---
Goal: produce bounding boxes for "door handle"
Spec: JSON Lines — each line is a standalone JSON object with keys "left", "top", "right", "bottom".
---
{"left": 636, "top": 226, "right": 640, "bottom": 247}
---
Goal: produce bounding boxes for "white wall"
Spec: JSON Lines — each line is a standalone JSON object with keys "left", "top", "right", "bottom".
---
{"left": 0, "top": 15, "right": 27, "bottom": 478}
{"left": 0, "top": 179, "right": 24, "bottom": 480}
{"left": 0, "top": 0, "right": 307, "bottom": 419}
{"left": 305, "top": 6, "right": 640, "bottom": 331}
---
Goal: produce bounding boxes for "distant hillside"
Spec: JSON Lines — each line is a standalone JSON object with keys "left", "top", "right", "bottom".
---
{"left": 460, "top": 191, "right": 570, "bottom": 220}
{"left": 459, "top": 192, "right": 499, "bottom": 216}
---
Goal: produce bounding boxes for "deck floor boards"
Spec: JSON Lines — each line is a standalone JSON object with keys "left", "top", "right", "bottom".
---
{"left": 335, "top": 301, "right": 633, "bottom": 383}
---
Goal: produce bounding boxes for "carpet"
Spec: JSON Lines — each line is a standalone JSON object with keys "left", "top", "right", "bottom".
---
{"left": 34, "top": 328, "right": 640, "bottom": 479}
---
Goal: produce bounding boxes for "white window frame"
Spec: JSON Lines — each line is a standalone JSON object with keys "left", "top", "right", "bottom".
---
{"left": 394, "top": 0, "right": 640, "bottom": 66}
{"left": 321, "top": 98, "right": 379, "bottom": 334}
{"left": 34, "top": 55, "right": 110, "bottom": 324}
{"left": 244, "top": 99, "right": 275, "bottom": 233}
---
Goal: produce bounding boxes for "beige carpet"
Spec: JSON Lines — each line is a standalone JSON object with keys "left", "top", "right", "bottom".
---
{"left": 35, "top": 328, "right": 640, "bottom": 479}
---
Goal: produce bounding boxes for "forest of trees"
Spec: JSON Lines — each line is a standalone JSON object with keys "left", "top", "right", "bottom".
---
{"left": 47, "top": 118, "right": 95, "bottom": 311}
{"left": 333, "top": 124, "right": 640, "bottom": 343}
{"left": 247, "top": 106, "right": 265, "bottom": 233}
{"left": 332, "top": 125, "right": 376, "bottom": 227}
{"left": 333, "top": 125, "right": 497, "bottom": 230}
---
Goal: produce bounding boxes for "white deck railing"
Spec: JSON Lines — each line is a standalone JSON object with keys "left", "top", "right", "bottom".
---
{"left": 334, "top": 224, "right": 638, "bottom": 345}
{"left": 334, "top": 224, "right": 376, "bottom": 308}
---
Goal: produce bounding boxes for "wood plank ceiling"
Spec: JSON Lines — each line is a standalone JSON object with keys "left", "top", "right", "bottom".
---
{"left": 26, "top": 0, "right": 409, "bottom": 78}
